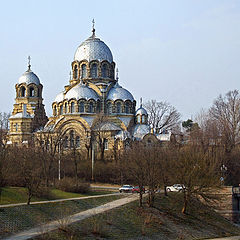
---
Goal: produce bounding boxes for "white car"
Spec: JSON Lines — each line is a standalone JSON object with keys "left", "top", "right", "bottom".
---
{"left": 166, "top": 184, "right": 185, "bottom": 192}
{"left": 119, "top": 185, "right": 134, "bottom": 193}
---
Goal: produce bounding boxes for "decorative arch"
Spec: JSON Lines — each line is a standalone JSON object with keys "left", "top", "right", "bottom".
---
{"left": 81, "top": 64, "right": 87, "bottom": 79}
{"left": 73, "top": 65, "right": 78, "bottom": 79}
{"left": 29, "top": 86, "right": 35, "bottom": 97}
{"left": 20, "top": 86, "right": 26, "bottom": 97}
{"left": 101, "top": 63, "right": 108, "bottom": 78}
{"left": 90, "top": 62, "right": 98, "bottom": 78}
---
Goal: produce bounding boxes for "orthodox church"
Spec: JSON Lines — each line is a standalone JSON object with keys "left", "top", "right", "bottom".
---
{"left": 8, "top": 24, "right": 171, "bottom": 153}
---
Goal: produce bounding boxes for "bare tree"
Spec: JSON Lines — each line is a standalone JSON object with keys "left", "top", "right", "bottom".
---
{"left": 210, "top": 90, "right": 240, "bottom": 153}
{"left": 144, "top": 100, "right": 180, "bottom": 134}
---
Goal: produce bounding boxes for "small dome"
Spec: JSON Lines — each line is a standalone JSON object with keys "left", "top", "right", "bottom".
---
{"left": 74, "top": 36, "right": 113, "bottom": 63}
{"left": 107, "top": 83, "right": 134, "bottom": 102}
{"left": 54, "top": 91, "right": 64, "bottom": 103}
{"left": 18, "top": 69, "right": 40, "bottom": 85}
{"left": 133, "top": 124, "right": 150, "bottom": 140}
{"left": 135, "top": 106, "right": 148, "bottom": 116}
{"left": 65, "top": 82, "right": 100, "bottom": 101}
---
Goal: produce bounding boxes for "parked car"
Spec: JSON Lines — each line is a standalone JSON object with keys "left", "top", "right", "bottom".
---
{"left": 166, "top": 184, "right": 185, "bottom": 192}
{"left": 119, "top": 185, "right": 134, "bottom": 193}
{"left": 131, "top": 186, "right": 145, "bottom": 193}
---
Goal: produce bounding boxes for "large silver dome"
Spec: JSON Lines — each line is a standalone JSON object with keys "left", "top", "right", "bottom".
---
{"left": 107, "top": 83, "right": 134, "bottom": 102}
{"left": 18, "top": 69, "right": 40, "bottom": 85}
{"left": 74, "top": 36, "right": 113, "bottom": 63}
{"left": 54, "top": 91, "right": 64, "bottom": 103}
{"left": 65, "top": 82, "right": 100, "bottom": 101}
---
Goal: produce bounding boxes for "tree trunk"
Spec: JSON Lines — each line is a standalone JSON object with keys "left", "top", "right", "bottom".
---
{"left": 182, "top": 191, "right": 188, "bottom": 214}
{"left": 27, "top": 188, "right": 32, "bottom": 205}
{"left": 139, "top": 191, "right": 143, "bottom": 207}
{"left": 164, "top": 185, "right": 168, "bottom": 196}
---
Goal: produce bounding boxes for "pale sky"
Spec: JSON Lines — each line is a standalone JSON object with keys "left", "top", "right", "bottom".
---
{"left": 0, "top": 0, "right": 239, "bottom": 120}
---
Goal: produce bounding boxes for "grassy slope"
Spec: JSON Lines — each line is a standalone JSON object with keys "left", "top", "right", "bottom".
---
{"left": 37, "top": 193, "right": 240, "bottom": 240}
{"left": 0, "top": 187, "right": 115, "bottom": 205}
{"left": 0, "top": 194, "right": 123, "bottom": 239}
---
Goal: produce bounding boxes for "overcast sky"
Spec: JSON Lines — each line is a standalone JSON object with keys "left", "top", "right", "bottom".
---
{"left": 0, "top": 0, "right": 239, "bottom": 120}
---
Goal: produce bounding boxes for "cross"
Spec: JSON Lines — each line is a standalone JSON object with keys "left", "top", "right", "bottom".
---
{"left": 28, "top": 56, "right": 31, "bottom": 70}
{"left": 92, "top": 19, "right": 95, "bottom": 30}
{"left": 140, "top": 97, "right": 142, "bottom": 107}
{"left": 92, "top": 19, "right": 96, "bottom": 37}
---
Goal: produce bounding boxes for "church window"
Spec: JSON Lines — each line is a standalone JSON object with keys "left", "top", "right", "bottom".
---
{"left": 101, "top": 64, "right": 108, "bottom": 78}
{"left": 60, "top": 105, "right": 63, "bottom": 115}
{"left": 107, "top": 102, "right": 112, "bottom": 114}
{"left": 73, "top": 65, "right": 78, "bottom": 79}
{"left": 70, "top": 130, "right": 74, "bottom": 148}
{"left": 37, "top": 89, "right": 40, "bottom": 97}
{"left": 65, "top": 103, "right": 68, "bottom": 113}
{"left": 76, "top": 136, "right": 80, "bottom": 148}
{"left": 104, "top": 138, "right": 108, "bottom": 150}
{"left": 142, "top": 115, "right": 145, "bottom": 123}
{"left": 15, "top": 123, "right": 18, "bottom": 132}
{"left": 78, "top": 102, "right": 84, "bottom": 113}
{"left": 70, "top": 102, "right": 75, "bottom": 113}
{"left": 137, "top": 115, "right": 141, "bottom": 123}
{"left": 20, "top": 87, "right": 26, "bottom": 97}
{"left": 116, "top": 102, "right": 121, "bottom": 113}
{"left": 89, "top": 102, "right": 94, "bottom": 113}
{"left": 81, "top": 64, "right": 87, "bottom": 78}
{"left": 63, "top": 136, "right": 68, "bottom": 148}
{"left": 29, "top": 87, "right": 34, "bottom": 97}
{"left": 96, "top": 101, "right": 100, "bottom": 113}
{"left": 125, "top": 102, "right": 129, "bottom": 114}
{"left": 90, "top": 63, "right": 98, "bottom": 78}
{"left": 54, "top": 105, "right": 57, "bottom": 116}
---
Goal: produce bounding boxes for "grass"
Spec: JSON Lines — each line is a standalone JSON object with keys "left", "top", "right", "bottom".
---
{"left": 35, "top": 192, "right": 240, "bottom": 240}
{"left": 0, "top": 187, "right": 116, "bottom": 205}
{"left": 0, "top": 194, "right": 124, "bottom": 239}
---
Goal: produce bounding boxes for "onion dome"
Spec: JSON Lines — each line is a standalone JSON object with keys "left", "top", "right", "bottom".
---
{"left": 107, "top": 82, "right": 134, "bottom": 102}
{"left": 54, "top": 91, "right": 64, "bottom": 103}
{"left": 135, "top": 106, "right": 148, "bottom": 116}
{"left": 74, "top": 27, "right": 113, "bottom": 63}
{"left": 65, "top": 82, "right": 100, "bottom": 101}
{"left": 132, "top": 124, "right": 150, "bottom": 140}
{"left": 18, "top": 67, "right": 40, "bottom": 85}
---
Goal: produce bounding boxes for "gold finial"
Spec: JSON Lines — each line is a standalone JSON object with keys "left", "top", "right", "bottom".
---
{"left": 92, "top": 19, "right": 95, "bottom": 37}
{"left": 116, "top": 68, "right": 119, "bottom": 81}
{"left": 27, "top": 56, "right": 31, "bottom": 71}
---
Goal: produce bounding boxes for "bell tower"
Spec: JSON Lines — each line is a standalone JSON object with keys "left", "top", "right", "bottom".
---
{"left": 8, "top": 57, "right": 48, "bottom": 145}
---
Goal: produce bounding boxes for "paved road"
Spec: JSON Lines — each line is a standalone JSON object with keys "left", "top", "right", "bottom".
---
{"left": 3, "top": 194, "right": 138, "bottom": 240}
{"left": 207, "top": 237, "right": 240, "bottom": 240}
{"left": 0, "top": 192, "right": 120, "bottom": 208}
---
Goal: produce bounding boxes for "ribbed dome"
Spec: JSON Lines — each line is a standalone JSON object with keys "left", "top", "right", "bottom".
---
{"left": 107, "top": 83, "right": 134, "bottom": 102}
{"left": 54, "top": 91, "right": 64, "bottom": 103}
{"left": 74, "top": 35, "right": 113, "bottom": 63}
{"left": 18, "top": 69, "right": 40, "bottom": 85}
{"left": 135, "top": 106, "right": 148, "bottom": 116}
{"left": 65, "top": 82, "right": 100, "bottom": 101}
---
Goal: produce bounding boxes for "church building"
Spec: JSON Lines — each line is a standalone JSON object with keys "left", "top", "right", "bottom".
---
{"left": 8, "top": 24, "right": 170, "bottom": 155}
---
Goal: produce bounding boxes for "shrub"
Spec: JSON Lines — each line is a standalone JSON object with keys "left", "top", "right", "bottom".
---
{"left": 56, "top": 177, "right": 90, "bottom": 193}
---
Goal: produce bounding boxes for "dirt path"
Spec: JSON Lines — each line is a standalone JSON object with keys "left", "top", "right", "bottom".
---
{"left": 3, "top": 194, "right": 138, "bottom": 240}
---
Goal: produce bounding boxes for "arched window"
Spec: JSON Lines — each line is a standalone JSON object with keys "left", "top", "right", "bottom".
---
{"left": 20, "top": 86, "right": 26, "bottom": 97}
{"left": 70, "top": 102, "right": 75, "bottom": 113}
{"left": 54, "top": 105, "right": 57, "bottom": 116}
{"left": 81, "top": 64, "right": 87, "bottom": 78}
{"left": 125, "top": 102, "right": 129, "bottom": 114}
{"left": 89, "top": 102, "right": 94, "bottom": 113}
{"left": 101, "top": 64, "right": 108, "bottom": 78}
{"left": 76, "top": 136, "right": 80, "bottom": 148}
{"left": 96, "top": 101, "right": 100, "bottom": 113}
{"left": 142, "top": 115, "right": 145, "bottom": 123}
{"left": 29, "top": 87, "right": 34, "bottom": 97}
{"left": 65, "top": 103, "right": 68, "bottom": 113}
{"left": 116, "top": 102, "right": 121, "bottom": 113}
{"left": 107, "top": 102, "right": 112, "bottom": 114}
{"left": 60, "top": 105, "right": 63, "bottom": 115}
{"left": 73, "top": 65, "right": 78, "bottom": 79}
{"left": 70, "top": 130, "right": 74, "bottom": 148}
{"left": 37, "top": 89, "right": 40, "bottom": 97}
{"left": 104, "top": 139, "right": 108, "bottom": 150}
{"left": 90, "top": 63, "right": 98, "bottom": 78}
{"left": 78, "top": 102, "right": 84, "bottom": 113}
{"left": 137, "top": 115, "right": 141, "bottom": 123}
{"left": 63, "top": 136, "right": 68, "bottom": 148}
